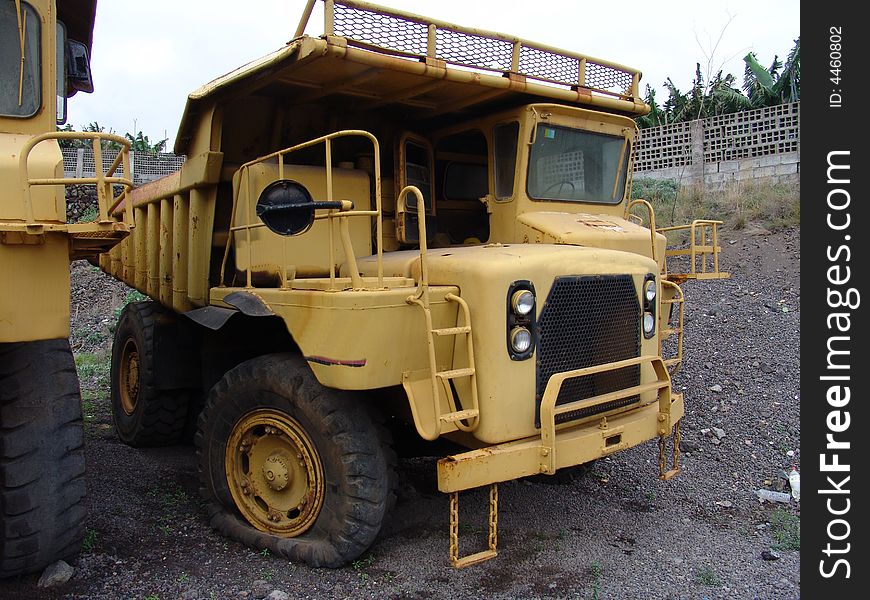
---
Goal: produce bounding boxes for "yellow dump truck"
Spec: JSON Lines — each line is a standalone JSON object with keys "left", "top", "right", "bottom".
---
{"left": 99, "top": 0, "right": 728, "bottom": 568}
{"left": 1, "top": 0, "right": 133, "bottom": 577}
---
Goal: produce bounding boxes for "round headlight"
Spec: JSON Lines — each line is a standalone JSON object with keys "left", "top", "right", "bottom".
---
{"left": 511, "top": 289, "right": 535, "bottom": 316}
{"left": 643, "top": 312, "right": 655, "bottom": 334}
{"left": 644, "top": 279, "right": 657, "bottom": 302}
{"left": 510, "top": 326, "right": 533, "bottom": 353}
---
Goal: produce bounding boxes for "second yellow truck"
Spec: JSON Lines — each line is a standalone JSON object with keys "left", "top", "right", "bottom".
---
{"left": 99, "top": 0, "right": 728, "bottom": 567}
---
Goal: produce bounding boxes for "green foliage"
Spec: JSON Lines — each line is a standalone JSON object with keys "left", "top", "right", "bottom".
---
{"left": 631, "top": 178, "right": 799, "bottom": 233}
{"left": 771, "top": 508, "right": 800, "bottom": 551}
{"left": 113, "top": 289, "right": 149, "bottom": 323}
{"left": 58, "top": 122, "right": 168, "bottom": 154}
{"left": 637, "top": 37, "right": 799, "bottom": 128}
{"left": 82, "top": 528, "right": 98, "bottom": 552}
{"left": 695, "top": 563, "right": 720, "bottom": 586}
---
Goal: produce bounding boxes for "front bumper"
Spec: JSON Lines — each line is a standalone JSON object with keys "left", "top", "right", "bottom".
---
{"left": 437, "top": 355, "right": 682, "bottom": 493}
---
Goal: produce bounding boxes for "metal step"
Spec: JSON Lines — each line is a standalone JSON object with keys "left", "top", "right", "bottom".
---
{"left": 435, "top": 367, "right": 475, "bottom": 380}
{"left": 432, "top": 325, "right": 472, "bottom": 336}
{"left": 440, "top": 409, "right": 480, "bottom": 423}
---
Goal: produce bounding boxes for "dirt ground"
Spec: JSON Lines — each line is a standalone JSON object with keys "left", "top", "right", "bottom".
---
{"left": 0, "top": 225, "right": 801, "bottom": 600}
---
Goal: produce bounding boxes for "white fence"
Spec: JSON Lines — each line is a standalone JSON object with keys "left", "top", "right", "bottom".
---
{"left": 634, "top": 102, "right": 800, "bottom": 189}
{"left": 62, "top": 147, "right": 186, "bottom": 185}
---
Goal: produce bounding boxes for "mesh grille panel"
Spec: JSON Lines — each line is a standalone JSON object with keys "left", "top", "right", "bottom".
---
{"left": 536, "top": 275, "right": 640, "bottom": 425}
{"left": 333, "top": 3, "right": 428, "bottom": 55}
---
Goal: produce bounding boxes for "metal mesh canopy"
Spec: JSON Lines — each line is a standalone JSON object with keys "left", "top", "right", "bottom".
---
{"left": 332, "top": 1, "right": 636, "bottom": 95}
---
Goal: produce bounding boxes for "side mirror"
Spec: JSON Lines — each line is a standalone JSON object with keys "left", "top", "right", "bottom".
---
{"left": 256, "top": 180, "right": 345, "bottom": 236}
{"left": 66, "top": 40, "right": 94, "bottom": 94}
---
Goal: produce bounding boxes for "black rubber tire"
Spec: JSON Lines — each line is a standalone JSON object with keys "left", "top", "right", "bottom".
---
{"left": 110, "top": 301, "right": 188, "bottom": 447}
{"left": 0, "top": 339, "right": 86, "bottom": 578}
{"left": 196, "top": 354, "right": 394, "bottom": 568}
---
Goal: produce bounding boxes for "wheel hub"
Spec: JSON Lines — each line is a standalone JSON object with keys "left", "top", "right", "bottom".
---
{"left": 225, "top": 410, "right": 324, "bottom": 536}
{"left": 262, "top": 454, "right": 291, "bottom": 491}
{"left": 118, "top": 338, "right": 140, "bottom": 415}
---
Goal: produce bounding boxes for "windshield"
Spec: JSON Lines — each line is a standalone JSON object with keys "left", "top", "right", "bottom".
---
{"left": 527, "top": 124, "right": 629, "bottom": 204}
{"left": 1, "top": 0, "right": 41, "bottom": 118}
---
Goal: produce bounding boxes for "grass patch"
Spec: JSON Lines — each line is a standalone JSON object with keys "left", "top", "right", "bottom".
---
{"left": 695, "top": 563, "right": 720, "bottom": 587}
{"left": 74, "top": 350, "right": 111, "bottom": 398}
{"left": 113, "top": 289, "right": 149, "bottom": 323}
{"left": 588, "top": 562, "right": 603, "bottom": 600}
{"left": 771, "top": 508, "right": 800, "bottom": 551}
{"left": 631, "top": 178, "right": 800, "bottom": 232}
{"left": 82, "top": 528, "right": 98, "bottom": 552}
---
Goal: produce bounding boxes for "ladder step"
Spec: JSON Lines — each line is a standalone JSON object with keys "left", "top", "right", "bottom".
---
{"left": 440, "top": 409, "right": 480, "bottom": 423}
{"left": 432, "top": 326, "right": 472, "bottom": 336}
{"left": 435, "top": 367, "right": 475, "bottom": 380}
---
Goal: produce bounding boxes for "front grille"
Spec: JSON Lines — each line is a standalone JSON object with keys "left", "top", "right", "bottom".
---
{"left": 536, "top": 275, "right": 640, "bottom": 425}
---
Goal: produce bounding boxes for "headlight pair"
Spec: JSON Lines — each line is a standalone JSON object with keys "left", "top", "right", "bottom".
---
{"left": 507, "top": 282, "right": 536, "bottom": 360}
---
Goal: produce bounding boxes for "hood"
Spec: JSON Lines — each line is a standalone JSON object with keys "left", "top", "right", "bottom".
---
{"left": 516, "top": 211, "right": 666, "bottom": 270}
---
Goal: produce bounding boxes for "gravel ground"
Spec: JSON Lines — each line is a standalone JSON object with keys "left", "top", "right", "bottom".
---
{"left": 1, "top": 226, "right": 801, "bottom": 600}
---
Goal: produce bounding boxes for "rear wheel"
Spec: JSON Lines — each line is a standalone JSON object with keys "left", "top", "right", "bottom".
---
{"left": 197, "top": 354, "right": 394, "bottom": 567}
{"left": 111, "top": 301, "right": 188, "bottom": 447}
{"left": 0, "top": 340, "right": 86, "bottom": 578}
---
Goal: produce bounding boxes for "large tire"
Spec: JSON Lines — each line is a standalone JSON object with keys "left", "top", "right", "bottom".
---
{"left": 111, "top": 301, "right": 188, "bottom": 447}
{"left": 196, "top": 354, "right": 394, "bottom": 568}
{"left": 0, "top": 340, "right": 86, "bottom": 578}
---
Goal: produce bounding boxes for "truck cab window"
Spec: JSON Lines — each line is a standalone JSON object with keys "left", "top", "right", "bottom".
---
{"left": 435, "top": 129, "right": 489, "bottom": 244}
{"left": 0, "top": 0, "right": 41, "bottom": 118}
{"left": 527, "top": 124, "right": 629, "bottom": 204}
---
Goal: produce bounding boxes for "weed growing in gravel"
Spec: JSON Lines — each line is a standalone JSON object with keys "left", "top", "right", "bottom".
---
{"left": 588, "top": 562, "right": 603, "bottom": 600}
{"left": 112, "top": 289, "right": 149, "bottom": 323}
{"left": 177, "top": 572, "right": 190, "bottom": 584}
{"left": 74, "top": 351, "right": 111, "bottom": 397}
{"left": 144, "top": 594, "right": 159, "bottom": 600}
{"left": 771, "top": 508, "right": 800, "bottom": 551}
{"left": 695, "top": 563, "right": 721, "bottom": 586}
{"left": 260, "top": 547, "right": 270, "bottom": 557}
{"left": 353, "top": 553, "right": 375, "bottom": 581}
{"left": 82, "top": 528, "right": 98, "bottom": 552}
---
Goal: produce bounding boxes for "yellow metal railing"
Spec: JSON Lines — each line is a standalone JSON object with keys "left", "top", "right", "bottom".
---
{"left": 660, "top": 280, "right": 685, "bottom": 374}
{"left": 296, "top": 0, "right": 641, "bottom": 100}
{"left": 219, "top": 130, "right": 384, "bottom": 290}
{"left": 18, "top": 132, "right": 133, "bottom": 227}
{"left": 658, "top": 219, "right": 727, "bottom": 281}
{"left": 538, "top": 356, "right": 672, "bottom": 475}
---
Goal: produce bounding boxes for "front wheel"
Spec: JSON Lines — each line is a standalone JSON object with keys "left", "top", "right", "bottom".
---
{"left": 0, "top": 340, "right": 86, "bottom": 578}
{"left": 196, "top": 354, "right": 394, "bottom": 567}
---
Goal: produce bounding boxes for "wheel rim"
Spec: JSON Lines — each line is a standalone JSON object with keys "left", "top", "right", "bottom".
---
{"left": 118, "top": 338, "right": 140, "bottom": 416}
{"left": 225, "top": 409, "right": 325, "bottom": 536}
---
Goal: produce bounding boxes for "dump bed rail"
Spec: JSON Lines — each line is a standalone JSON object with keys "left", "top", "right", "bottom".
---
{"left": 297, "top": 0, "right": 643, "bottom": 103}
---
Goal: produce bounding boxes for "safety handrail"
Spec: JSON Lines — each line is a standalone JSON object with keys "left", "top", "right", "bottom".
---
{"left": 660, "top": 280, "right": 685, "bottom": 375}
{"left": 18, "top": 131, "right": 133, "bottom": 227}
{"left": 538, "top": 355, "right": 671, "bottom": 474}
{"left": 627, "top": 198, "right": 658, "bottom": 263}
{"left": 658, "top": 219, "right": 724, "bottom": 278}
{"left": 219, "top": 130, "right": 384, "bottom": 290}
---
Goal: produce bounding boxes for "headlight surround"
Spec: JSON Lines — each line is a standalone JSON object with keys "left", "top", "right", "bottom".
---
{"left": 506, "top": 281, "right": 536, "bottom": 360}
{"left": 510, "top": 326, "right": 533, "bottom": 354}
{"left": 511, "top": 289, "right": 535, "bottom": 316}
{"left": 644, "top": 279, "right": 657, "bottom": 303}
{"left": 642, "top": 273, "right": 657, "bottom": 339}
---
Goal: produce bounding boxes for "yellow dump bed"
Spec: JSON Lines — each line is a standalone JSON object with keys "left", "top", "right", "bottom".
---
{"left": 176, "top": 0, "right": 648, "bottom": 154}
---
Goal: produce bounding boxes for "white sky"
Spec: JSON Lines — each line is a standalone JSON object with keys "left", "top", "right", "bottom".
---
{"left": 68, "top": 0, "right": 799, "bottom": 151}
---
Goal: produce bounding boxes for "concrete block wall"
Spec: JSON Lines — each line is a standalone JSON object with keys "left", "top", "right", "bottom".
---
{"left": 634, "top": 103, "right": 800, "bottom": 191}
